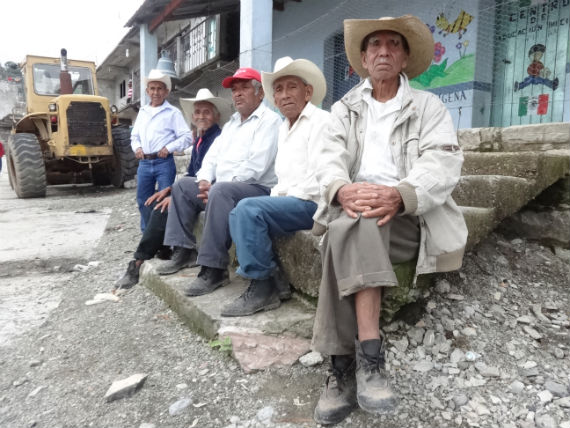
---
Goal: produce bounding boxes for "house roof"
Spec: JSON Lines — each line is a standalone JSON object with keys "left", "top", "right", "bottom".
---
{"left": 126, "top": 0, "right": 240, "bottom": 28}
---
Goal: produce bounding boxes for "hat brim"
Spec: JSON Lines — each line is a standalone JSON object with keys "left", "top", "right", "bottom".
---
{"left": 261, "top": 59, "right": 327, "bottom": 107}
{"left": 344, "top": 15, "right": 433, "bottom": 79}
{"left": 144, "top": 75, "right": 171, "bottom": 92}
{"left": 180, "top": 97, "right": 233, "bottom": 127}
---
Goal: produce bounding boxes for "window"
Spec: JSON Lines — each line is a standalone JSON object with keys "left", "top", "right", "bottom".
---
{"left": 119, "top": 80, "right": 126, "bottom": 98}
{"left": 32, "top": 64, "right": 94, "bottom": 96}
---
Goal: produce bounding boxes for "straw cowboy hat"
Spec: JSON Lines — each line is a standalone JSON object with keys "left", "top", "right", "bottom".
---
{"left": 180, "top": 88, "right": 233, "bottom": 126}
{"left": 344, "top": 15, "right": 434, "bottom": 79}
{"left": 261, "top": 56, "right": 327, "bottom": 107}
{"left": 144, "top": 69, "right": 171, "bottom": 92}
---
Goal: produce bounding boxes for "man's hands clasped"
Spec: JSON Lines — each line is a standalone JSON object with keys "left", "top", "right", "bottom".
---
{"left": 336, "top": 182, "right": 403, "bottom": 227}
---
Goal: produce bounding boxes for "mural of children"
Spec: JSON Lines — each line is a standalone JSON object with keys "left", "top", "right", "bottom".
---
{"left": 515, "top": 44, "right": 559, "bottom": 91}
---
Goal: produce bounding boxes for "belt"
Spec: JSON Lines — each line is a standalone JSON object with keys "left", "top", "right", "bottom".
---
{"left": 142, "top": 153, "right": 172, "bottom": 160}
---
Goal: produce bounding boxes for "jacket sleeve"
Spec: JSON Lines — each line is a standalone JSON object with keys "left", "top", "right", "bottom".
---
{"left": 195, "top": 130, "right": 223, "bottom": 183}
{"left": 315, "top": 102, "right": 353, "bottom": 205}
{"left": 396, "top": 94, "right": 463, "bottom": 216}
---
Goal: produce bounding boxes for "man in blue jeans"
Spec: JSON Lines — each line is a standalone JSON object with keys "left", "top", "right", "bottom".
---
{"left": 130, "top": 69, "right": 192, "bottom": 231}
{"left": 158, "top": 68, "right": 281, "bottom": 298}
{"left": 114, "top": 89, "right": 232, "bottom": 290}
{"left": 221, "top": 57, "right": 330, "bottom": 317}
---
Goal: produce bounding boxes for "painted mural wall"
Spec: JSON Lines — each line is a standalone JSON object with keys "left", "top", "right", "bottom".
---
{"left": 491, "top": 0, "right": 570, "bottom": 126}
{"left": 272, "top": 0, "right": 491, "bottom": 128}
{"left": 271, "top": 0, "right": 568, "bottom": 128}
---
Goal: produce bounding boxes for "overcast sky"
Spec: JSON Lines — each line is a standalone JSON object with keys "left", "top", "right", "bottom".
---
{"left": 0, "top": 0, "right": 143, "bottom": 67}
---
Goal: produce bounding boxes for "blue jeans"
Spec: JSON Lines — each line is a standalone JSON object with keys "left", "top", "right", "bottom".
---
{"left": 136, "top": 156, "right": 176, "bottom": 231}
{"left": 229, "top": 196, "right": 317, "bottom": 279}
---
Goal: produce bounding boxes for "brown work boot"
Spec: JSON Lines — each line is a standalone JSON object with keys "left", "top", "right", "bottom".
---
{"left": 314, "top": 355, "right": 357, "bottom": 425}
{"left": 355, "top": 337, "right": 398, "bottom": 414}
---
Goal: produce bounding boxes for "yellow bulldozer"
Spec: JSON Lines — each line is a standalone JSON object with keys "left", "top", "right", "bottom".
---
{"left": 3, "top": 49, "right": 137, "bottom": 198}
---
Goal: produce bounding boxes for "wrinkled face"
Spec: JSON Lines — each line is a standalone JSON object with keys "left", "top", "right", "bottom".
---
{"left": 361, "top": 30, "right": 408, "bottom": 83}
{"left": 192, "top": 101, "right": 219, "bottom": 133}
{"left": 146, "top": 81, "right": 168, "bottom": 107}
{"left": 273, "top": 75, "right": 312, "bottom": 124}
{"left": 231, "top": 80, "right": 263, "bottom": 120}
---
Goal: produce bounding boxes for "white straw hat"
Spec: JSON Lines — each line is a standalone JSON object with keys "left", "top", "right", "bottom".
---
{"left": 180, "top": 88, "right": 233, "bottom": 126}
{"left": 344, "top": 15, "right": 433, "bottom": 79}
{"left": 144, "top": 69, "right": 171, "bottom": 91}
{"left": 261, "top": 56, "right": 327, "bottom": 107}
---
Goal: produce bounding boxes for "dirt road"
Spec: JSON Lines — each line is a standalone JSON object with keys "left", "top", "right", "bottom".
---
{"left": 1, "top": 172, "right": 569, "bottom": 428}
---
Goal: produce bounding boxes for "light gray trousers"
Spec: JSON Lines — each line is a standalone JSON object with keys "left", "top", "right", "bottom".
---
{"left": 163, "top": 176, "right": 269, "bottom": 269}
{"left": 311, "top": 213, "right": 420, "bottom": 356}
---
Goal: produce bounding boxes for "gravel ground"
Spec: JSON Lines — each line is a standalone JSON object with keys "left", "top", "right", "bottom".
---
{"left": 1, "top": 183, "right": 569, "bottom": 428}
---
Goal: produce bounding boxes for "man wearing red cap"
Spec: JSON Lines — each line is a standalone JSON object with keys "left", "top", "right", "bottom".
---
{"left": 157, "top": 68, "right": 282, "bottom": 297}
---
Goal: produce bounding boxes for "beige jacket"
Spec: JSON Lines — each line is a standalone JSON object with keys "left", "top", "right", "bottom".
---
{"left": 313, "top": 74, "right": 468, "bottom": 275}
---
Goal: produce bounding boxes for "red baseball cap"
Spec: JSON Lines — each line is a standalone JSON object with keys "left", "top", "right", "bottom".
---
{"left": 222, "top": 67, "right": 261, "bottom": 88}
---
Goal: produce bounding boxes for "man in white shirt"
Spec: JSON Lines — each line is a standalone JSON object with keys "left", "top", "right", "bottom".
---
{"left": 130, "top": 69, "right": 192, "bottom": 231}
{"left": 158, "top": 68, "right": 282, "bottom": 297}
{"left": 219, "top": 57, "right": 330, "bottom": 317}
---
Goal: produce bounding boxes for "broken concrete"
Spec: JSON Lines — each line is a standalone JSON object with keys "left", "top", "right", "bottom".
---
{"left": 104, "top": 373, "right": 148, "bottom": 402}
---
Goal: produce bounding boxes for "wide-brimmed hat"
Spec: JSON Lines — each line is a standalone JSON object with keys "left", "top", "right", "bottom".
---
{"left": 261, "top": 56, "right": 327, "bottom": 107}
{"left": 344, "top": 15, "right": 433, "bottom": 79}
{"left": 144, "top": 69, "right": 171, "bottom": 91}
{"left": 180, "top": 88, "right": 233, "bottom": 126}
{"left": 221, "top": 67, "right": 261, "bottom": 88}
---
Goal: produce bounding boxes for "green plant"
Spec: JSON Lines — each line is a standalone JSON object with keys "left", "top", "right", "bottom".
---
{"left": 208, "top": 336, "right": 232, "bottom": 354}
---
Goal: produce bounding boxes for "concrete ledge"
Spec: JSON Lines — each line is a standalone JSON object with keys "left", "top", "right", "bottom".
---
{"left": 461, "top": 206, "right": 497, "bottom": 249}
{"left": 140, "top": 261, "right": 315, "bottom": 340}
{"left": 458, "top": 122, "right": 570, "bottom": 152}
{"left": 453, "top": 175, "right": 533, "bottom": 220}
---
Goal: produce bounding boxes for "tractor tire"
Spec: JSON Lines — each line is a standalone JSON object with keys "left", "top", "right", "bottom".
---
{"left": 110, "top": 125, "right": 138, "bottom": 187}
{"left": 6, "top": 133, "right": 47, "bottom": 198}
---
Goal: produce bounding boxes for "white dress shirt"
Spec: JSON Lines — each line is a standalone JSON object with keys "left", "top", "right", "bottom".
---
{"left": 196, "top": 102, "right": 281, "bottom": 188}
{"left": 271, "top": 102, "right": 331, "bottom": 202}
{"left": 355, "top": 77, "right": 404, "bottom": 186}
{"left": 130, "top": 100, "right": 192, "bottom": 154}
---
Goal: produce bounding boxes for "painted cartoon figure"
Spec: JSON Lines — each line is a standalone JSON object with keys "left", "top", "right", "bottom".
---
{"left": 435, "top": 10, "right": 473, "bottom": 39}
{"left": 515, "top": 44, "right": 559, "bottom": 91}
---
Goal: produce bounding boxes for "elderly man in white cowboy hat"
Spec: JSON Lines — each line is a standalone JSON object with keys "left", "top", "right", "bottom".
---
{"left": 115, "top": 88, "right": 231, "bottom": 290}
{"left": 130, "top": 69, "right": 191, "bottom": 231}
{"left": 219, "top": 56, "right": 330, "bottom": 317}
{"left": 157, "top": 68, "right": 282, "bottom": 297}
{"left": 310, "top": 15, "right": 468, "bottom": 424}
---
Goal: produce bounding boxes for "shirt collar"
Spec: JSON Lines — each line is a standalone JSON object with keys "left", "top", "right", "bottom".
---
{"left": 142, "top": 99, "right": 172, "bottom": 113}
{"left": 284, "top": 101, "right": 315, "bottom": 131}
{"left": 229, "top": 101, "right": 267, "bottom": 124}
{"left": 363, "top": 75, "right": 404, "bottom": 105}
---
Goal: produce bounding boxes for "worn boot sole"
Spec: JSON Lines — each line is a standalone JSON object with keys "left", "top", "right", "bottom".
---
{"left": 313, "top": 402, "right": 358, "bottom": 425}
{"left": 184, "top": 277, "right": 230, "bottom": 297}
{"left": 357, "top": 396, "right": 398, "bottom": 414}
{"left": 221, "top": 299, "right": 281, "bottom": 317}
{"left": 156, "top": 260, "right": 198, "bottom": 275}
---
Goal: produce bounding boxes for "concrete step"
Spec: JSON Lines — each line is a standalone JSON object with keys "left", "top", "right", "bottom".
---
{"left": 139, "top": 260, "right": 316, "bottom": 372}
{"left": 460, "top": 206, "right": 497, "bottom": 249}
{"left": 453, "top": 175, "right": 533, "bottom": 220}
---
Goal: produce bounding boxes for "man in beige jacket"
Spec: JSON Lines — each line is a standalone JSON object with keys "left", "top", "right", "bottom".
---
{"left": 311, "top": 15, "right": 468, "bottom": 425}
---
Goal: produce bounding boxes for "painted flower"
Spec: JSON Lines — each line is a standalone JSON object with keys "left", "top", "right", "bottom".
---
{"left": 456, "top": 42, "right": 463, "bottom": 50}
{"left": 433, "top": 42, "right": 446, "bottom": 63}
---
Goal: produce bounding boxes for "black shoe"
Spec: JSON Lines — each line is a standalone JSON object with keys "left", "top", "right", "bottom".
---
{"left": 156, "top": 247, "right": 197, "bottom": 275}
{"left": 355, "top": 337, "right": 397, "bottom": 414}
{"left": 114, "top": 260, "right": 140, "bottom": 289}
{"left": 221, "top": 277, "right": 280, "bottom": 317}
{"left": 273, "top": 267, "right": 292, "bottom": 300}
{"left": 184, "top": 266, "right": 229, "bottom": 296}
{"left": 314, "top": 355, "right": 358, "bottom": 425}
{"left": 156, "top": 246, "right": 172, "bottom": 260}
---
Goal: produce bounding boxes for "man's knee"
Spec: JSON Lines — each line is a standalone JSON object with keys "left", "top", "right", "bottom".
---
{"left": 233, "top": 197, "right": 263, "bottom": 219}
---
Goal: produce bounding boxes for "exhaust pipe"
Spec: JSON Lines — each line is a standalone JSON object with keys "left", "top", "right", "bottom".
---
{"left": 59, "top": 48, "right": 73, "bottom": 95}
